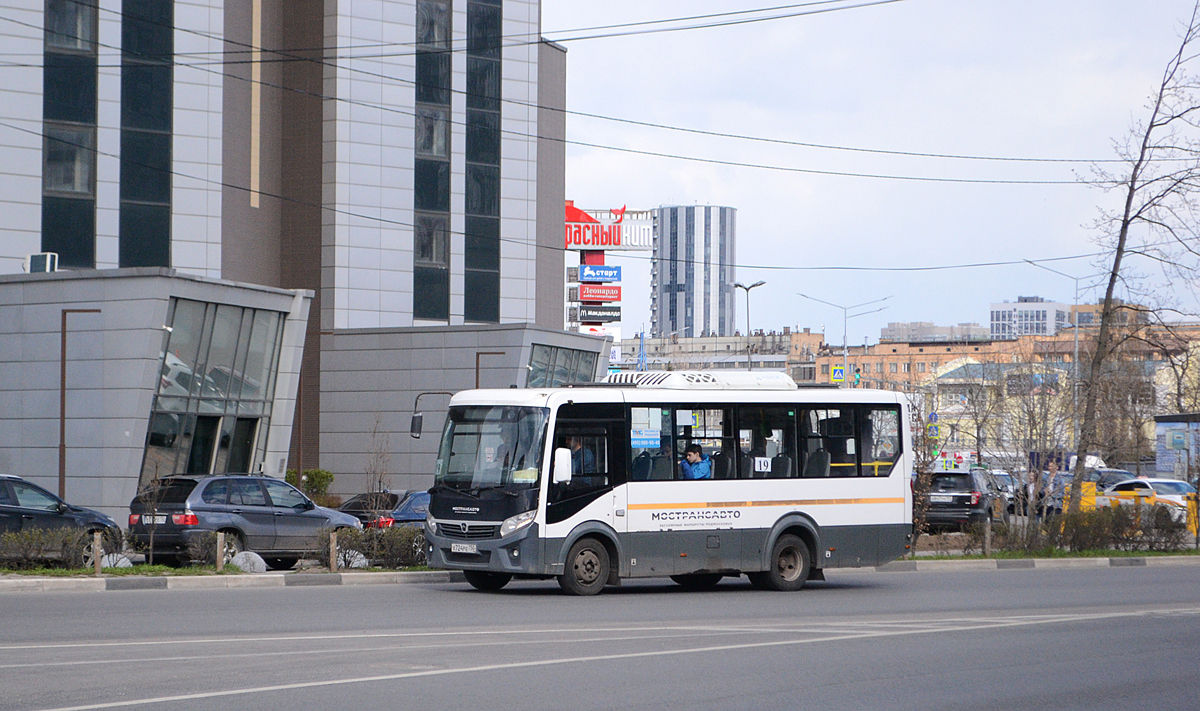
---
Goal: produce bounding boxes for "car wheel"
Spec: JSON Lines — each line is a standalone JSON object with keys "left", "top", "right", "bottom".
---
{"left": 263, "top": 557, "right": 298, "bottom": 571}
{"left": 411, "top": 537, "right": 427, "bottom": 566}
{"left": 463, "top": 570, "right": 512, "bottom": 591}
{"left": 557, "top": 537, "right": 610, "bottom": 596}
{"left": 747, "top": 534, "right": 809, "bottom": 592}
{"left": 669, "top": 573, "right": 723, "bottom": 591}
{"left": 81, "top": 531, "right": 102, "bottom": 569}
{"left": 220, "top": 531, "right": 243, "bottom": 565}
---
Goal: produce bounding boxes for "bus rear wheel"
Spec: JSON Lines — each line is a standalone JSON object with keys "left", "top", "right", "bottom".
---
{"left": 558, "top": 538, "right": 610, "bottom": 596}
{"left": 747, "top": 534, "right": 809, "bottom": 592}
{"left": 463, "top": 570, "right": 512, "bottom": 591}
{"left": 670, "top": 573, "right": 723, "bottom": 591}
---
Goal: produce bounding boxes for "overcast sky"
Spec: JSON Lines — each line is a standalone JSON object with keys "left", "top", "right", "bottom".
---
{"left": 540, "top": 0, "right": 1199, "bottom": 346}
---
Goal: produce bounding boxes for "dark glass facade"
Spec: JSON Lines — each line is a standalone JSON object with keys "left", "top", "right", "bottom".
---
{"left": 413, "top": 0, "right": 452, "bottom": 320}
{"left": 140, "top": 299, "right": 285, "bottom": 487}
{"left": 41, "top": 0, "right": 98, "bottom": 268}
{"left": 463, "top": 0, "right": 500, "bottom": 323}
{"left": 119, "top": 0, "right": 172, "bottom": 268}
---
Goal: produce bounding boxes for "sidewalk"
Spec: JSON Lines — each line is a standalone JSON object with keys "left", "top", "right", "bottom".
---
{"left": 3, "top": 555, "right": 1199, "bottom": 593}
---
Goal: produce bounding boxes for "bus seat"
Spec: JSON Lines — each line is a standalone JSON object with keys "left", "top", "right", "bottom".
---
{"left": 710, "top": 451, "right": 731, "bottom": 479}
{"left": 772, "top": 454, "right": 793, "bottom": 478}
{"left": 631, "top": 452, "right": 652, "bottom": 481}
{"left": 650, "top": 455, "right": 673, "bottom": 480}
{"left": 802, "top": 449, "right": 830, "bottom": 478}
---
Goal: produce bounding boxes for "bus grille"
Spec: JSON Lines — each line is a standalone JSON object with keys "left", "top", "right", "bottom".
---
{"left": 440, "top": 523, "right": 500, "bottom": 540}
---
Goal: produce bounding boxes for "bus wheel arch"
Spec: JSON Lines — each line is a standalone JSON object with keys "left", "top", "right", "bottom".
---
{"left": 559, "top": 523, "right": 623, "bottom": 584}
{"left": 762, "top": 514, "right": 820, "bottom": 575}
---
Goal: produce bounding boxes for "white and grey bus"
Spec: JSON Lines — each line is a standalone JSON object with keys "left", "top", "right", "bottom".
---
{"left": 419, "top": 371, "right": 913, "bottom": 595}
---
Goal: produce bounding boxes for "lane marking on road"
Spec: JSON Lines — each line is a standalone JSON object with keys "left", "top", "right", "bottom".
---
{"left": 4, "top": 606, "right": 1195, "bottom": 653}
{"left": 0, "top": 629, "right": 780, "bottom": 669}
{"left": 30, "top": 606, "right": 1200, "bottom": 711}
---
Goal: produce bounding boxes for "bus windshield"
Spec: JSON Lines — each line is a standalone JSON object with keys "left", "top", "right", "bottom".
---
{"left": 434, "top": 406, "right": 549, "bottom": 492}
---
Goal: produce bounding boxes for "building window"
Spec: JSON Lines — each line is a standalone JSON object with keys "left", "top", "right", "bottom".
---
{"left": 140, "top": 299, "right": 285, "bottom": 487}
{"left": 890, "top": 362, "right": 898, "bottom": 373}
{"left": 119, "top": 0, "right": 173, "bottom": 268}
{"left": 821, "top": 364, "right": 830, "bottom": 375}
{"left": 463, "top": 0, "right": 501, "bottom": 323}
{"left": 414, "top": 213, "right": 448, "bottom": 266}
{"left": 902, "top": 362, "right": 911, "bottom": 373}
{"left": 413, "top": 0, "right": 452, "bottom": 321}
{"left": 43, "top": 125, "right": 95, "bottom": 196}
{"left": 42, "top": 0, "right": 98, "bottom": 268}
{"left": 917, "top": 362, "right": 926, "bottom": 373}
{"left": 415, "top": 106, "right": 449, "bottom": 158}
{"left": 527, "top": 345, "right": 598, "bottom": 387}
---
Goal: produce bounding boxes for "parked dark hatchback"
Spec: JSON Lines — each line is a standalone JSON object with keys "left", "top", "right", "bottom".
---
{"left": 338, "top": 490, "right": 406, "bottom": 526}
{"left": 924, "top": 470, "right": 1001, "bottom": 530}
{"left": 0, "top": 474, "right": 119, "bottom": 538}
{"left": 364, "top": 491, "right": 430, "bottom": 529}
{"left": 128, "top": 475, "right": 361, "bottom": 568}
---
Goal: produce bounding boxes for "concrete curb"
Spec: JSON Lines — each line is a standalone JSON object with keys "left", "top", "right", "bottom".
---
{"left": 872, "top": 555, "right": 1200, "bottom": 573}
{"left": 0, "top": 569, "right": 465, "bottom": 594}
{"left": 2, "top": 557, "right": 1196, "bottom": 593}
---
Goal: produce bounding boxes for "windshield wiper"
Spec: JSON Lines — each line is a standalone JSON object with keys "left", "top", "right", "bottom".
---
{"left": 474, "top": 484, "right": 520, "bottom": 497}
{"left": 431, "top": 482, "right": 480, "bottom": 498}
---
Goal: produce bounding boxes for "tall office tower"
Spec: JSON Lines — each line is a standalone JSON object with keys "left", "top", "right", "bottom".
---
{"left": 650, "top": 205, "right": 736, "bottom": 338}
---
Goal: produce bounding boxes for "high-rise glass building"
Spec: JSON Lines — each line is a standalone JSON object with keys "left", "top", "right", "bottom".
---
{"left": 0, "top": 0, "right": 602, "bottom": 510}
{"left": 650, "top": 205, "right": 736, "bottom": 338}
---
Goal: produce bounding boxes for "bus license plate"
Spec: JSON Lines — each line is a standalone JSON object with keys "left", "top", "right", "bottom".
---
{"left": 929, "top": 495, "right": 953, "bottom": 503}
{"left": 451, "top": 543, "right": 477, "bottom": 554}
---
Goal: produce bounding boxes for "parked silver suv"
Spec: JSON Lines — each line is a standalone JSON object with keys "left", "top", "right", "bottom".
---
{"left": 128, "top": 474, "right": 361, "bottom": 569}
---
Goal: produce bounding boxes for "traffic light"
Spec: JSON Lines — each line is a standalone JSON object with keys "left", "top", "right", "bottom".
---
{"left": 854, "top": 368, "right": 861, "bottom": 386}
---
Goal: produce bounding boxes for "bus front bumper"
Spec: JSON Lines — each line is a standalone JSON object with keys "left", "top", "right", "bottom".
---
{"left": 425, "top": 522, "right": 543, "bottom": 575}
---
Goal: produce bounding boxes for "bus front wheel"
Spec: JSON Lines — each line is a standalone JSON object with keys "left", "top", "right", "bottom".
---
{"left": 558, "top": 538, "right": 610, "bottom": 596}
{"left": 464, "top": 570, "right": 512, "bottom": 591}
{"left": 747, "top": 534, "right": 810, "bottom": 592}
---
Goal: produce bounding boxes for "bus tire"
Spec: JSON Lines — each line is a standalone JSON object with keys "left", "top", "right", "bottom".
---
{"left": 463, "top": 570, "right": 512, "bottom": 591}
{"left": 670, "top": 573, "right": 723, "bottom": 591}
{"left": 558, "top": 538, "right": 610, "bottom": 596}
{"left": 748, "top": 534, "right": 809, "bottom": 592}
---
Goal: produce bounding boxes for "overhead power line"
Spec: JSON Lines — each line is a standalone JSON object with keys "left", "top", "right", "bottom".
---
{"left": 0, "top": 1, "right": 1141, "bottom": 167}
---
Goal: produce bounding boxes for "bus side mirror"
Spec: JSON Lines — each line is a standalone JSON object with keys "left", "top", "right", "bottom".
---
{"left": 553, "top": 447, "right": 573, "bottom": 484}
{"left": 410, "top": 412, "right": 423, "bottom": 439}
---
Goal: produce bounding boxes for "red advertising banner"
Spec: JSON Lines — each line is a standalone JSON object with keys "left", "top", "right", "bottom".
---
{"left": 579, "top": 284, "right": 621, "bottom": 302}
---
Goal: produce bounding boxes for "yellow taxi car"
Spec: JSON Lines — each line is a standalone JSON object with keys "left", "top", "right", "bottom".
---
{"left": 1094, "top": 478, "right": 1198, "bottom": 535}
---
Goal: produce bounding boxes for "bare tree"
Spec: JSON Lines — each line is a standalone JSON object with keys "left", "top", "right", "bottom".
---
{"left": 1071, "top": 2, "right": 1200, "bottom": 511}
{"left": 364, "top": 412, "right": 393, "bottom": 512}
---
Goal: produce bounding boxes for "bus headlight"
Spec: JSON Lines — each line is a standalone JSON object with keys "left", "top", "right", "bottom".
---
{"left": 425, "top": 513, "right": 436, "bottom": 534}
{"left": 500, "top": 510, "right": 536, "bottom": 537}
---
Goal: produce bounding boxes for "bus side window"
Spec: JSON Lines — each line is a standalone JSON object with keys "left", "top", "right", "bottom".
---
{"left": 551, "top": 428, "right": 610, "bottom": 503}
{"left": 802, "top": 409, "right": 858, "bottom": 477}
{"left": 673, "top": 407, "right": 735, "bottom": 480}
{"left": 737, "top": 406, "right": 797, "bottom": 479}
{"left": 630, "top": 406, "right": 673, "bottom": 481}
{"left": 859, "top": 407, "right": 900, "bottom": 476}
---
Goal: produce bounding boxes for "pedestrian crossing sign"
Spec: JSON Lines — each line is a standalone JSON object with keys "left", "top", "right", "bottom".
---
{"left": 831, "top": 365, "right": 845, "bottom": 383}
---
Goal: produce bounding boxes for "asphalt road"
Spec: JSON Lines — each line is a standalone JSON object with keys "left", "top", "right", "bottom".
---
{"left": 3, "top": 566, "right": 1199, "bottom": 711}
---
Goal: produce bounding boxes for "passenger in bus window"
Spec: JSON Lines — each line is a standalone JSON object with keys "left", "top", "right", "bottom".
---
{"left": 679, "top": 443, "right": 713, "bottom": 480}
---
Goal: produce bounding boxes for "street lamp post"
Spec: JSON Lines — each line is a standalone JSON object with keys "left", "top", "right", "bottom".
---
{"left": 734, "top": 281, "right": 765, "bottom": 370}
{"left": 796, "top": 293, "right": 890, "bottom": 387}
{"left": 60, "top": 308, "right": 101, "bottom": 498}
{"left": 1023, "top": 260, "right": 1099, "bottom": 456}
